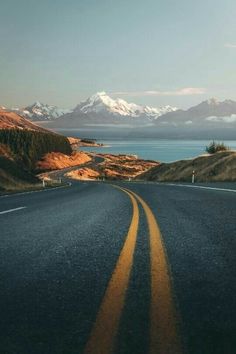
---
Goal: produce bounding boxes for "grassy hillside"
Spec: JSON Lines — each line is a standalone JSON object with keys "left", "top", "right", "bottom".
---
{"left": 0, "top": 144, "right": 40, "bottom": 191}
{"left": 137, "top": 151, "right": 236, "bottom": 183}
{"left": 0, "top": 129, "right": 72, "bottom": 170}
{"left": 0, "top": 129, "right": 72, "bottom": 191}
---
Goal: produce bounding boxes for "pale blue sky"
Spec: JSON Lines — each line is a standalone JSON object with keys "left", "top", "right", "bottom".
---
{"left": 0, "top": 0, "right": 235, "bottom": 108}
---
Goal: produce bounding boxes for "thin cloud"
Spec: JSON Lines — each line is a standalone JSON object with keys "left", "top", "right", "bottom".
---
{"left": 110, "top": 88, "right": 206, "bottom": 97}
{"left": 224, "top": 43, "right": 236, "bottom": 48}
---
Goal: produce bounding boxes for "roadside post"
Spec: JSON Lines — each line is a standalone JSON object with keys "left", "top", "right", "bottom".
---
{"left": 42, "top": 178, "right": 45, "bottom": 188}
{"left": 192, "top": 170, "right": 195, "bottom": 184}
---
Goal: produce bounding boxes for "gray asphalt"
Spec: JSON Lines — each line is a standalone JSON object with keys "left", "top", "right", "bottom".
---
{"left": 0, "top": 181, "right": 235, "bottom": 354}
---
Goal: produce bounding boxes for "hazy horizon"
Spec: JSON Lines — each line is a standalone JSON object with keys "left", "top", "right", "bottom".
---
{"left": 1, "top": 0, "right": 236, "bottom": 108}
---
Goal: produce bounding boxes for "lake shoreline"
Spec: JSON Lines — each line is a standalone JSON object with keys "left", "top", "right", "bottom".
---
{"left": 73, "top": 138, "right": 236, "bottom": 163}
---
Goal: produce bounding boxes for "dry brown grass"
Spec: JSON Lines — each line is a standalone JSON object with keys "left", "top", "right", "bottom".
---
{"left": 65, "top": 153, "right": 159, "bottom": 181}
{"left": 36, "top": 151, "right": 91, "bottom": 171}
{"left": 137, "top": 151, "right": 236, "bottom": 182}
{"left": 0, "top": 110, "right": 46, "bottom": 131}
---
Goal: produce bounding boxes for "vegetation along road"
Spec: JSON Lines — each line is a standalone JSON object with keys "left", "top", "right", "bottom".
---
{"left": 0, "top": 181, "right": 235, "bottom": 354}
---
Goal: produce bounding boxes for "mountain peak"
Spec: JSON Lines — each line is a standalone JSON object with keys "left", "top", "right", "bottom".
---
{"left": 95, "top": 91, "right": 107, "bottom": 97}
{"left": 88, "top": 92, "right": 107, "bottom": 101}
{"left": 74, "top": 92, "right": 177, "bottom": 119}
{"left": 19, "top": 102, "right": 72, "bottom": 121}
{"left": 31, "top": 101, "right": 44, "bottom": 108}
{"left": 206, "top": 98, "right": 219, "bottom": 105}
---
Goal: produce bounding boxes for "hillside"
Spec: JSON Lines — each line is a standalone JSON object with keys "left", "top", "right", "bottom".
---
{"left": 37, "top": 151, "right": 91, "bottom": 170}
{"left": 0, "top": 129, "right": 72, "bottom": 169}
{"left": 137, "top": 151, "right": 236, "bottom": 182}
{"left": 0, "top": 144, "right": 39, "bottom": 192}
{"left": 0, "top": 129, "right": 72, "bottom": 191}
{"left": 0, "top": 109, "right": 46, "bottom": 131}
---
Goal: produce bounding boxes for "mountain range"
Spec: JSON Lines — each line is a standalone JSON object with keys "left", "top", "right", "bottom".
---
{"left": 13, "top": 102, "right": 72, "bottom": 121}
{"left": 1, "top": 94, "right": 236, "bottom": 137}
{"left": 4, "top": 92, "right": 177, "bottom": 123}
{"left": 73, "top": 92, "right": 177, "bottom": 120}
{"left": 156, "top": 98, "right": 236, "bottom": 126}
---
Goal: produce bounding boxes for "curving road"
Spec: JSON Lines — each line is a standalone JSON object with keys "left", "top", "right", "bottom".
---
{"left": 0, "top": 181, "right": 236, "bottom": 354}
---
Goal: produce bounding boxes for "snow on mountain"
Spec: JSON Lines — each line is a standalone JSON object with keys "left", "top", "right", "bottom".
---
{"left": 74, "top": 92, "right": 177, "bottom": 119}
{"left": 19, "top": 102, "right": 72, "bottom": 121}
{"left": 156, "top": 98, "right": 236, "bottom": 125}
{"left": 5, "top": 93, "right": 177, "bottom": 123}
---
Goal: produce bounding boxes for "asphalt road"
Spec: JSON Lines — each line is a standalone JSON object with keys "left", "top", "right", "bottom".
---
{"left": 0, "top": 182, "right": 235, "bottom": 354}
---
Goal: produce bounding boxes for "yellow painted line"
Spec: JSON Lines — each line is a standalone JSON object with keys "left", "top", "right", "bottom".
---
{"left": 123, "top": 187, "right": 182, "bottom": 354}
{"left": 84, "top": 188, "right": 139, "bottom": 354}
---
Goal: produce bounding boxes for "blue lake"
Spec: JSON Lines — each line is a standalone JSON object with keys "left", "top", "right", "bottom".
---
{"left": 78, "top": 139, "right": 236, "bottom": 162}
{"left": 56, "top": 128, "right": 236, "bottom": 162}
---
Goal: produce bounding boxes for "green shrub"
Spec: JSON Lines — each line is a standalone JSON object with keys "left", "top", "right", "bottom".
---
{"left": 206, "top": 141, "right": 229, "bottom": 154}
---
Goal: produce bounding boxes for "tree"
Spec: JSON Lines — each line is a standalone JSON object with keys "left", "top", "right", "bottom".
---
{"left": 0, "top": 128, "right": 72, "bottom": 170}
{"left": 206, "top": 141, "right": 229, "bottom": 154}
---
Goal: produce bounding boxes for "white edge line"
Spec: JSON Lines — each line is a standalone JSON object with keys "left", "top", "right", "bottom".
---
{"left": 0, "top": 207, "right": 26, "bottom": 215}
{"left": 162, "top": 183, "right": 236, "bottom": 193}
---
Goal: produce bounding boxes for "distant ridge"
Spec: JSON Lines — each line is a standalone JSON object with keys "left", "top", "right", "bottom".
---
{"left": 156, "top": 98, "right": 236, "bottom": 125}
{"left": 16, "top": 102, "right": 72, "bottom": 121}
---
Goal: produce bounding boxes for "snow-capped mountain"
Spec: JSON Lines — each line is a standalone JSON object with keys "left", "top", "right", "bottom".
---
{"left": 6, "top": 93, "right": 177, "bottom": 123}
{"left": 74, "top": 92, "right": 177, "bottom": 119}
{"left": 16, "top": 102, "right": 72, "bottom": 121}
{"left": 156, "top": 98, "right": 236, "bottom": 126}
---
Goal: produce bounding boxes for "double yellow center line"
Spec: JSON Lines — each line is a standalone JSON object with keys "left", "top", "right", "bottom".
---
{"left": 84, "top": 186, "right": 182, "bottom": 354}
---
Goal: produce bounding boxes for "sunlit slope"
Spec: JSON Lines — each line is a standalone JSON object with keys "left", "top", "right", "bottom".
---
{"left": 137, "top": 151, "right": 236, "bottom": 182}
